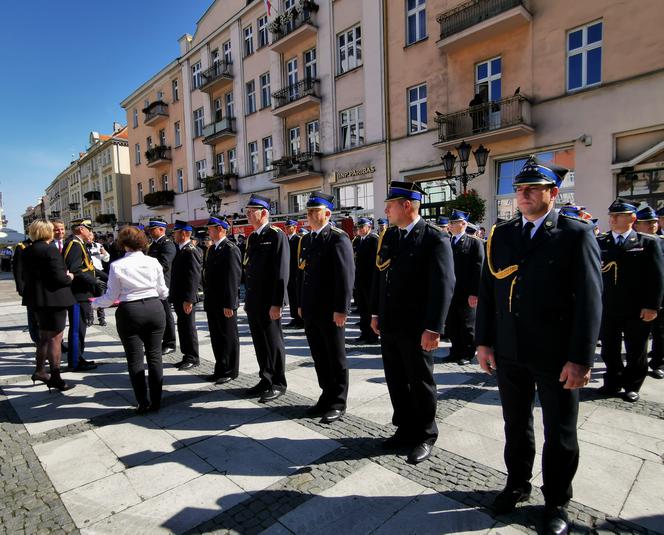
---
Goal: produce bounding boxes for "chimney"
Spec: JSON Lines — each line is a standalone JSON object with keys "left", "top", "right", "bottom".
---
{"left": 113, "top": 122, "right": 122, "bottom": 133}
{"left": 179, "top": 34, "right": 193, "bottom": 55}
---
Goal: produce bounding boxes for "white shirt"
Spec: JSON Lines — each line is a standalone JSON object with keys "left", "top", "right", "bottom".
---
{"left": 88, "top": 242, "right": 110, "bottom": 270}
{"left": 399, "top": 216, "right": 421, "bottom": 238}
{"left": 178, "top": 239, "right": 192, "bottom": 250}
{"left": 92, "top": 251, "right": 168, "bottom": 308}
{"left": 254, "top": 221, "right": 270, "bottom": 235}
{"left": 521, "top": 209, "right": 553, "bottom": 239}
{"left": 214, "top": 237, "right": 226, "bottom": 249}
{"left": 451, "top": 231, "right": 464, "bottom": 245}
{"left": 611, "top": 230, "right": 632, "bottom": 243}
{"left": 310, "top": 222, "right": 330, "bottom": 238}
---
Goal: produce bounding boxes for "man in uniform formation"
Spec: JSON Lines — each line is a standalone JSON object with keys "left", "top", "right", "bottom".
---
{"left": 352, "top": 217, "right": 379, "bottom": 345}
{"left": 284, "top": 219, "right": 304, "bottom": 329}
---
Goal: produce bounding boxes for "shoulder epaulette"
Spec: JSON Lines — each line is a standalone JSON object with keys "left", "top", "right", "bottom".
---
{"left": 428, "top": 222, "right": 443, "bottom": 233}
{"left": 269, "top": 225, "right": 283, "bottom": 233}
{"left": 498, "top": 217, "right": 519, "bottom": 228}
{"left": 331, "top": 226, "right": 345, "bottom": 235}
{"left": 17, "top": 242, "right": 26, "bottom": 250}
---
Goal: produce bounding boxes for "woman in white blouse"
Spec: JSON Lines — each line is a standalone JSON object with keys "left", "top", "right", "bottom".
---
{"left": 91, "top": 226, "right": 168, "bottom": 414}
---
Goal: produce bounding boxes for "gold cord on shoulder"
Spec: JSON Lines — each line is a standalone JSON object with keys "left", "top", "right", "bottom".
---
{"left": 486, "top": 224, "right": 519, "bottom": 312}
{"left": 601, "top": 260, "right": 618, "bottom": 285}
{"left": 297, "top": 235, "right": 306, "bottom": 270}
{"left": 375, "top": 228, "right": 391, "bottom": 271}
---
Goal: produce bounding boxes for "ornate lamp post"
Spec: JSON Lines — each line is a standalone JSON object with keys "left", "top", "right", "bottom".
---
{"left": 206, "top": 193, "right": 221, "bottom": 215}
{"left": 441, "top": 141, "right": 490, "bottom": 194}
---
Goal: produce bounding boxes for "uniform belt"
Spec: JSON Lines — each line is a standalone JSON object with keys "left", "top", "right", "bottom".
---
{"left": 121, "top": 297, "right": 160, "bottom": 305}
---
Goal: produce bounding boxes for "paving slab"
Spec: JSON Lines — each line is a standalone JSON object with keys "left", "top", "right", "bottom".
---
{"left": 620, "top": 460, "right": 664, "bottom": 533}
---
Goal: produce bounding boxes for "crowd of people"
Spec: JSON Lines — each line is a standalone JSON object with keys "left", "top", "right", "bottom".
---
{"left": 10, "top": 156, "right": 664, "bottom": 535}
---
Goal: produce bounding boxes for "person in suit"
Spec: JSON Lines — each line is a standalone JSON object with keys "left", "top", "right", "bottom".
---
{"left": 377, "top": 218, "right": 388, "bottom": 235}
{"left": 436, "top": 216, "right": 450, "bottom": 235}
{"left": 657, "top": 206, "right": 664, "bottom": 236}
{"left": 353, "top": 217, "right": 379, "bottom": 344}
{"left": 51, "top": 219, "right": 66, "bottom": 254}
{"left": 284, "top": 219, "right": 304, "bottom": 329}
{"left": 21, "top": 220, "right": 76, "bottom": 392}
{"left": 13, "top": 237, "right": 40, "bottom": 345}
{"left": 91, "top": 225, "right": 168, "bottom": 413}
{"left": 597, "top": 200, "right": 664, "bottom": 400}
{"left": 445, "top": 209, "right": 485, "bottom": 365}
{"left": 297, "top": 192, "right": 355, "bottom": 423}
{"left": 243, "top": 194, "right": 289, "bottom": 403}
{"left": 203, "top": 216, "right": 242, "bottom": 384}
{"left": 63, "top": 219, "right": 100, "bottom": 372}
{"left": 170, "top": 220, "right": 203, "bottom": 370}
{"left": 475, "top": 157, "right": 603, "bottom": 535}
{"left": 146, "top": 219, "right": 178, "bottom": 355}
{"left": 634, "top": 207, "right": 664, "bottom": 379}
{"left": 371, "top": 181, "right": 455, "bottom": 465}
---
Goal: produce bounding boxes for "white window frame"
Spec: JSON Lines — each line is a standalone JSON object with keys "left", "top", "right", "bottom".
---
{"left": 225, "top": 92, "right": 234, "bottom": 118}
{"left": 566, "top": 20, "right": 603, "bottom": 92}
{"left": 193, "top": 108, "right": 204, "bottom": 137}
{"left": 176, "top": 169, "right": 184, "bottom": 193}
{"left": 148, "top": 178, "right": 155, "bottom": 193}
{"left": 244, "top": 25, "right": 254, "bottom": 57}
{"left": 475, "top": 56, "right": 502, "bottom": 101}
{"left": 306, "top": 120, "right": 320, "bottom": 153}
{"left": 134, "top": 143, "right": 141, "bottom": 165}
{"left": 137, "top": 183, "right": 143, "bottom": 203}
{"left": 337, "top": 25, "right": 362, "bottom": 74}
{"left": 260, "top": 72, "right": 271, "bottom": 109}
{"left": 174, "top": 121, "right": 181, "bottom": 147}
{"left": 196, "top": 159, "right": 207, "bottom": 183}
{"left": 191, "top": 61, "right": 202, "bottom": 89}
{"left": 406, "top": 0, "right": 427, "bottom": 45}
{"left": 223, "top": 40, "right": 232, "bottom": 63}
{"left": 339, "top": 106, "right": 365, "bottom": 150}
{"left": 161, "top": 174, "right": 169, "bottom": 191}
{"left": 248, "top": 141, "right": 259, "bottom": 174}
{"left": 304, "top": 48, "right": 317, "bottom": 80}
{"left": 159, "top": 128, "right": 167, "bottom": 146}
{"left": 172, "top": 78, "right": 179, "bottom": 101}
{"left": 228, "top": 148, "right": 237, "bottom": 174}
{"left": 132, "top": 109, "right": 138, "bottom": 128}
{"left": 258, "top": 15, "right": 269, "bottom": 48}
{"left": 407, "top": 83, "right": 427, "bottom": 134}
{"left": 216, "top": 153, "right": 226, "bottom": 175}
{"left": 263, "top": 136, "right": 273, "bottom": 170}
{"left": 289, "top": 127, "right": 301, "bottom": 156}
{"left": 246, "top": 80, "right": 257, "bottom": 114}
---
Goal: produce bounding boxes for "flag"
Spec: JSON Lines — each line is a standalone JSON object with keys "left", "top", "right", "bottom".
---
{"left": 264, "top": 0, "right": 273, "bottom": 17}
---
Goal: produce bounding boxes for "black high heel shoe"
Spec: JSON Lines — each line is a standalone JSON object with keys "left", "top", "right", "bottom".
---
{"left": 46, "top": 369, "right": 74, "bottom": 392}
{"left": 31, "top": 373, "right": 49, "bottom": 385}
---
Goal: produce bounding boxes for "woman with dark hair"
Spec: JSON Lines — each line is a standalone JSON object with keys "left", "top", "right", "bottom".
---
{"left": 91, "top": 226, "right": 168, "bottom": 414}
{"left": 21, "top": 220, "right": 76, "bottom": 392}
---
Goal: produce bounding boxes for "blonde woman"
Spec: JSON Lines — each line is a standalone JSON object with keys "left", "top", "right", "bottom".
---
{"left": 21, "top": 220, "right": 75, "bottom": 391}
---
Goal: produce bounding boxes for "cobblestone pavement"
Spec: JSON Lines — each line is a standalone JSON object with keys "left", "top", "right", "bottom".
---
{"left": 1, "top": 273, "right": 663, "bottom": 535}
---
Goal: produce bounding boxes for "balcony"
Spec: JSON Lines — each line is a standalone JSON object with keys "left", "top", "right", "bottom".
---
{"left": 49, "top": 210, "right": 61, "bottom": 218}
{"left": 202, "top": 173, "right": 238, "bottom": 195}
{"left": 436, "top": 0, "right": 531, "bottom": 52}
{"left": 269, "top": 1, "right": 319, "bottom": 53}
{"left": 83, "top": 190, "right": 101, "bottom": 204}
{"left": 271, "top": 152, "right": 323, "bottom": 184}
{"left": 433, "top": 95, "right": 533, "bottom": 150}
{"left": 142, "top": 100, "right": 169, "bottom": 126}
{"left": 68, "top": 202, "right": 80, "bottom": 211}
{"left": 272, "top": 78, "right": 320, "bottom": 117}
{"left": 202, "top": 117, "right": 236, "bottom": 145}
{"left": 199, "top": 61, "right": 233, "bottom": 94}
{"left": 95, "top": 213, "right": 117, "bottom": 226}
{"left": 143, "top": 190, "right": 175, "bottom": 209}
{"left": 145, "top": 145, "right": 172, "bottom": 168}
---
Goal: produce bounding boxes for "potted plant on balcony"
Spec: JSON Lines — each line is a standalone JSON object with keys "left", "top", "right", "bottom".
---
{"left": 301, "top": 0, "right": 319, "bottom": 13}
{"left": 95, "top": 213, "right": 117, "bottom": 225}
{"left": 143, "top": 189, "right": 175, "bottom": 208}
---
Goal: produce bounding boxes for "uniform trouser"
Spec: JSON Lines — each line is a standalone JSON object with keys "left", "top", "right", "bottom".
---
{"left": 600, "top": 314, "right": 650, "bottom": 392}
{"left": 96, "top": 307, "right": 106, "bottom": 321}
{"left": 206, "top": 305, "right": 240, "bottom": 378}
{"left": 247, "top": 308, "right": 287, "bottom": 390}
{"left": 161, "top": 299, "right": 177, "bottom": 350}
{"left": 287, "top": 280, "right": 302, "bottom": 323}
{"left": 649, "top": 312, "right": 664, "bottom": 370}
{"left": 116, "top": 299, "right": 165, "bottom": 408}
{"left": 446, "top": 296, "right": 477, "bottom": 360}
{"left": 173, "top": 301, "right": 199, "bottom": 364}
{"left": 27, "top": 306, "right": 39, "bottom": 344}
{"left": 356, "top": 282, "right": 375, "bottom": 339}
{"left": 380, "top": 331, "right": 438, "bottom": 444}
{"left": 67, "top": 301, "right": 92, "bottom": 367}
{"left": 496, "top": 358, "right": 579, "bottom": 506}
{"left": 304, "top": 316, "right": 349, "bottom": 410}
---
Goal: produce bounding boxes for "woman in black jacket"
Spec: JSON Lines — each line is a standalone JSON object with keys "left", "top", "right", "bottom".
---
{"left": 22, "top": 220, "right": 76, "bottom": 391}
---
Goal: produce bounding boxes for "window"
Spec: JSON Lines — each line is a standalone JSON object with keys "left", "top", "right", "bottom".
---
{"left": 161, "top": 174, "right": 169, "bottom": 191}
{"left": 407, "top": 83, "right": 427, "bottom": 134}
{"left": 496, "top": 148, "right": 576, "bottom": 220}
{"left": 306, "top": 120, "right": 320, "bottom": 153}
{"left": 260, "top": 72, "right": 271, "bottom": 108}
{"left": 137, "top": 183, "right": 143, "bottom": 203}
{"left": 146, "top": 135, "right": 153, "bottom": 149}
{"left": 339, "top": 106, "right": 365, "bottom": 150}
{"left": 289, "top": 191, "right": 315, "bottom": 213}
{"left": 248, "top": 141, "right": 259, "bottom": 173}
{"left": 156, "top": 90, "right": 164, "bottom": 101}
{"left": 134, "top": 143, "right": 141, "bottom": 165}
{"left": 287, "top": 58, "right": 298, "bottom": 99}
{"left": 176, "top": 169, "right": 184, "bottom": 193}
{"left": 228, "top": 148, "right": 237, "bottom": 174}
{"left": 263, "top": 136, "right": 273, "bottom": 170}
{"left": 304, "top": 48, "right": 317, "bottom": 80}
{"left": 334, "top": 182, "right": 374, "bottom": 210}
{"left": 148, "top": 178, "right": 155, "bottom": 193}
{"left": 289, "top": 127, "right": 301, "bottom": 156}
{"left": 193, "top": 108, "right": 204, "bottom": 137}
{"left": 174, "top": 121, "right": 181, "bottom": 147}
{"left": 159, "top": 128, "right": 167, "bottom": 146}
{"left": 211, "top": 48, "right": 220, "bottom": 66}
{"left": 216, "top": 153, "right": 226, "bottom": 175}
{"left": 258, "top": 15, "right": 269, "bottom": 48}
{"left": 132, "top": 109, "right": 138, "bottom": 128}
{"left": 337, "top": 25, "right": 362, "bottom": 74}
{"left": 475, "top": 57, "right": 502, "bottom": 102}
{"left": 567, "top": 21, "right": 602, "bottom": 91}
{"left": 244, "top": 25, "right": 254, "bottom": 57}
{"left": 172, "top": 79, "right": 179, "bottom": 101}
{"left": 406, "top": 0, "right": 427, "bottom": 45}
{"left": 246, "top": 80, "right": 257, "bottom": 114}
{"left": 191, "top": 61, "right": 202, "bottom": 89}
{"left": 213, "top": 98, "right": 223, "bottom": 121}
{"left": 223, "top": 40, "right": 232, "bottom": 64}
{"left": 196, "top": 159, "right": 207, "bottom": 183}
{"left": 225, "top": 92, "right": 234, "bottom": 118}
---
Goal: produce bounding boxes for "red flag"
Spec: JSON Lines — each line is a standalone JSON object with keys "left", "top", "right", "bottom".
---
{"left": 264, "top": 0, "right": 272, "bottom": 17}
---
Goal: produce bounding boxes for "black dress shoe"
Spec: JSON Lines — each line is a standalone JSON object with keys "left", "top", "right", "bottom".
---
{"left": 382, "top": 433, "right": 412, "bottom": 450}
{"left": 72, "top": 361, "right": 97, "bottom": 372}
{"left": 179, "top": 361, "right": 199, "bottom": 371}
{"left": 492, "top": 486, "right": 531, "bottom": 514}
{"left": 246, "top": 382, "right": 270, "bottom": 396}
{"left": 215, "top": 376, "right": 234, "bottom": 385}
{"left": 320, "top": 408, "right": 345, "bottom": 424}
{"left": 80, "top": 357, "right": 96, "bottom": 366}
{"left": 457, "top": 358, "right": 471, "bottom": 366}
{"left": 305, "top": 404, "right": 326, "bottom": 417}
{"left": 650, "top": 368, "right": 664, "bottom": 379}
{"left": 98, "top": 319, "right": 107, "bottom": 327}
{"left": 544, "top": 505, "right": 570, "bottom": 535}
{"left": 206, "top": 374, "right": 221, "bottom": 382}
{"left": 162, "top": 347, "right": 176, "bottom": 355}
{"left": 135, "top": 403, "right": 150, "bottom": 415}
{"left": 407, "top": 442, "right": 432, "bottom": 464}
{"left": 259, "top": 388, "right": 285, "bottom": 403}
{"left": 624, "top": 391, "right": 639, "bottom": 402}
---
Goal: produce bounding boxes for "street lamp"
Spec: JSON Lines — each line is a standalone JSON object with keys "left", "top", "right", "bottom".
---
{"left": 441, "top": 141, "right": 490, "bottom": 194}
{"left": 206, "top": 193, "right": 221, "bottom": 215}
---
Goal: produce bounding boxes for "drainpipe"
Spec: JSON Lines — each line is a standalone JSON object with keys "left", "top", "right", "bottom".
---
{"left": 382, "top": 0, "right": 391, "bottom": 195}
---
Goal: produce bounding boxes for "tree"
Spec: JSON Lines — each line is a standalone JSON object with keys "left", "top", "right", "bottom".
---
{"left": 447, "top": 189, "right": 486, "bottom": 224}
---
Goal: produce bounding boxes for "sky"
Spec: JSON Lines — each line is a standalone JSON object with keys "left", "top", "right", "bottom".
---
{"left": 0, "top": 0, "right": 214, "bottom": 230}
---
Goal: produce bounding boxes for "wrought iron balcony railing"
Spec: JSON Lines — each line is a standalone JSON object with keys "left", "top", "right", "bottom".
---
{"left": 437, "top": 0, "right": 526, "bottom": 39}
{"left": 202, "top": 117, "right": 236, "bottom": 144}
{"left": 142, "top": 101, "right": 169, "bottom": 123}
{"left": 272, "top": 152, "right": 319, "bottom": 177}
{"left": 203, "top": 173, "right": 238, "bottom": 195}
{"left": 83, "top": 190, "right": 101, "bottom": 202}
{"left": 145, "top": 145, "right": 172, "bottom": 165}
{"left": 272, "top": 78, "right": 320, "bottom": 109}
{"left": 200, "top": 61, "right": 233, "bottom": 91}
{"left": 143, "top": 190, "right": 175, "bottom": 208}
{"left": 69, "top": 203, "right": 80, "bottom": 211}
{"left": 269, "top": 1, "right": 318, "bottom": 42}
